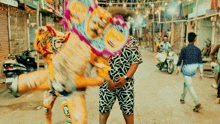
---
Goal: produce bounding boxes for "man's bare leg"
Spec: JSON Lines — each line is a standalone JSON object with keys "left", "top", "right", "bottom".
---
{"left": 99, "top": 111, "right": 110, "bottom": 124}
{"left": 212, "top": 74, "right": 219, "bottom": 89}
{"left": 215, "top": 74, "right": 219, "bottom": 84}
{"left": 122, "top": 112, "right": 134, "bottom": 124}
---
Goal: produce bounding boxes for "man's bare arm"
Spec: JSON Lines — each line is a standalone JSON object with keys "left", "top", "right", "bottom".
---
{"left": 125, "top": 63, "right": 139, "bottom": 78}
{"left": 210, "top": 44, "right": 220, "bottom": 61}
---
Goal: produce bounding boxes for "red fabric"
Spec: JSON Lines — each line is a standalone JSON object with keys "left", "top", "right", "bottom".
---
{"left": 64, "top": 33, "right": 70, "bottom": 42}
{"left": 45, "top": 26, "right": 57, "bottom": 36}
{"left": 42, "top": 45, "right": 54, "bottom": 54}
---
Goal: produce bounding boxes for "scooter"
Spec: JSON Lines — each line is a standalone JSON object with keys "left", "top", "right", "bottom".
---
{"left": 3, "top": 50, "right": 37, "bottom": 97}
{"left": 156, "top": 49, "right": 178, "bottom": 74}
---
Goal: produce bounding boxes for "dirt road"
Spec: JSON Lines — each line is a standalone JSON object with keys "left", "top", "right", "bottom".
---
{"left": 0, "top": 48, "right": 219, "bottom": 124}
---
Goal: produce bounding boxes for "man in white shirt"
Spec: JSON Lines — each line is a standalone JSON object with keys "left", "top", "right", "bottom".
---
{"left": 159, "top": 36, "right": 171, "bottom": 53}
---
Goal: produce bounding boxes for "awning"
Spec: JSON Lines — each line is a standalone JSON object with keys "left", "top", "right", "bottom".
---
{"left": 41, "top": 0, "right": 54, "bottom": 11}
{"left": 188, "top": 6, "right": 210, "bottom": 19}
{"left": 25, "top": 0, "right": 38, "bottom": 9}
{"left": 0, "top": 0, "right": 18, "bottom": 7}
{"left": 188, "top": 1, "right": 211, "bottom": 19}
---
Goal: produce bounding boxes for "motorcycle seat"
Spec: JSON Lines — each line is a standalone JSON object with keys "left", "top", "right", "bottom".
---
{"left": 3, "top": 63, "right": 26, "bottom": 68}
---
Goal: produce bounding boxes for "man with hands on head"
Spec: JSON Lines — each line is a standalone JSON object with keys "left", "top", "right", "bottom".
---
{"left": 99, "top": 36, "right": 143, "bottom": 124}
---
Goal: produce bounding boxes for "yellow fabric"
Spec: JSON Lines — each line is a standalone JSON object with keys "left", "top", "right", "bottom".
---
{"left": 34, "top": 29, "right": 111, "bottom": 91}
{"left": 18, "top": 70, "right": 51, "bottom": 92}
{"left": 75, "top": 54, "right": 110, "bottom": 88}
{"left": 96, "top": 56, "right": 110, "bottom": 79}
{"left": 157, "top": 43, "right": 160, "bottom": 47}
{"left": 75, "top": 76, "right": 104, "bottom": 88}
{"left": 34, "top": 28, "right": 67, "bottom": 80}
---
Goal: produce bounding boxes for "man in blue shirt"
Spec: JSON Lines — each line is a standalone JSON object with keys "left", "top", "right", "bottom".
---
{"left": 176, "top": 32, "right": 204, "bottom": 112}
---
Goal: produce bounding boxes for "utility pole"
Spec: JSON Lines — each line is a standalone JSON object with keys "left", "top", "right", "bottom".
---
{"left": 181, "top": 22, "right": 185, "bottom": 50}
{"left": 171, "top": 14, "right": 174, "bottom": 45}
{"left": 37, "top": 0, "right": 40, "bottom": 70}
{"left": 194, "top": 0, "right": 199, "bottom": 47}
{"left": 211, "top": 0, "right": 218, "bottom": 51}
{"left": 159, "top": 10, "right": 161, "bottom": 37}
{"left": 152, "top": 7, "right": 155, "bottom": 52}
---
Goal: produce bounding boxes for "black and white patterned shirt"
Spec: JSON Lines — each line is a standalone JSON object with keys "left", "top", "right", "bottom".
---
{"left": 109, "top": 40, "right": 143, "bottom": 82}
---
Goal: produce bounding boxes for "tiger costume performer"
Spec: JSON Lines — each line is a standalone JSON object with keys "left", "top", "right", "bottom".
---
{"left": 10, "top": 0, "right": 130, "bottom": 123}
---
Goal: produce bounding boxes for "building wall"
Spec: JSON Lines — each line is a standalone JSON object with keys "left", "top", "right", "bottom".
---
{"left": 10, "top": 9, "right": 18, "bottom": 55}
{"left": 10, "top": 9, "right": 28, "bottom": 55}
{"left": 197, "top": 18, "right": 212, "bottom": 50}
{"left": 54, "top": 22, "right": 63, "bottom": 32}
{"left": 215, "top": 16, "right": 220, "bottom": 46}
{"left": 0, "top": 11, "right": 9, "bottom": 61}
{"left": 46, "top": 16, "right": 55, "bottom": 28}
{"left": 0, "top": 11, "right": 9, "bottom": 78}
{"left": 173, "top": 23, "right": 182, "bottom": 53}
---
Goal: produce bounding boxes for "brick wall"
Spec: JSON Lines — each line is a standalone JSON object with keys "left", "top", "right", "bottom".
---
{"left": 54, "top": 22, "right": 63, "bottom": 32}
{"left": 29, "top": 14, "right": 36, "bottom": 23}
{"left": 16, "top": 9, "right": 28, "bottom": 54}
{"left": 46, "top": 16, "right": 55, "bottom": 27}
{"left": 9, "top": 9, "right": 28, "bottom": 55}
{"left": 0, "top": 11, "right": 9, "bottom": 78}
{"left": 0, "top": 11, "right": 9, "bottom": 61}
{"left": 10, "top": 10, "right": 18, "bottom": 55}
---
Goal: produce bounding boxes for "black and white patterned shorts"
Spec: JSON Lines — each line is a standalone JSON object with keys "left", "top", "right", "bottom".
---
{"left": 99, "top": 80, "right": 134, "bottom": 115}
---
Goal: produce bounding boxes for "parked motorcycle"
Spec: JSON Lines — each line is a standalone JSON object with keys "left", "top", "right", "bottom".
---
{"left": 155, "top": 49, "right": 178, "bottom": 74}
{"left": 202, "top": 39, "right": 211, "bottom": 58}
{"left": 3, "top": 50, "right": 37, "bottom": 97}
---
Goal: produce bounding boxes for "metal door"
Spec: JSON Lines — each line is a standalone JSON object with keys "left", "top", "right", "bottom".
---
{"left": 29, "top": 27, "right": 37, "bottom": 50}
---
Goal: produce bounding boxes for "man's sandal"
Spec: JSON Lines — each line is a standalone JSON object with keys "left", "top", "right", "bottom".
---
{"left": 193, "top": 104, "right": 203, "bottom": 112}
{"left": 215, "top": 98, "right": 220, "bottom": 104}
{"left": 211, "top": 84, "right": 218, "bottom": 90}
{"left": 180, "top": 99, "right": 185, "bottom": 104}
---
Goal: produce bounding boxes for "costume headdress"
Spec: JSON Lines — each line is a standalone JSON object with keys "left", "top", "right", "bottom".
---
{"left": 62, "top": 0, "right": 129, "bottom": 57}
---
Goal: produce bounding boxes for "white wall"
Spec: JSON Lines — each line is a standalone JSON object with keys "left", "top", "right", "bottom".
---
{"left": 197, "top": 18, "right": 212, "bottom": 50}
{"left": 215, "top": 16, "right": 220, "bottom": 45}
{"left": 188, "top": 0, "right": 211, "bottom": 18}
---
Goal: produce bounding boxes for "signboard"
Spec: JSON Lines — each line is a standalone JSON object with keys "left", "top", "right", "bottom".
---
{"left": 0, "top": 0, "right": 18, "bottom": 7}
{"left": 25, "top": 0, "right": 38, "bottom": 9}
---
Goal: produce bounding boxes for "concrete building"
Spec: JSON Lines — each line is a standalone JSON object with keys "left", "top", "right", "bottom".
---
{"left": 0, "top": 0, "right": 64, "bottom": 77}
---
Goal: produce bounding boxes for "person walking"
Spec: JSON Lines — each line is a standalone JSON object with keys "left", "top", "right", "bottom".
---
{"left": 176, "top": 32, "right": 204, "bottom": 112}
{"left": 99, "top": 36, "right": 143, "bottom": 124}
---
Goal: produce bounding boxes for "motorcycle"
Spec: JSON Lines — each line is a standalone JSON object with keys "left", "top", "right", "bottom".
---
{"left": 202, "top": 39, "right": 211, "bottom": 58}
{"left": 3, "top": 50, "right": 37, "bottom": 97}
{"left": 155, "top": 48, "right": 178, "bottom": 74}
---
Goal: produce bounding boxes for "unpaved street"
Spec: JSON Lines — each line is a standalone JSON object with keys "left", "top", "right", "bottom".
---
{"left": 0, "top": 48, "right": 219, "bottom": 124}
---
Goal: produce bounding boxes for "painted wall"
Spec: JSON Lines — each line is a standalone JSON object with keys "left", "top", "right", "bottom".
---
{"left": 215, "top": 16, "right": 220, "bottom": 45}
{"left": 197, "top": 18, "right": 212, "bottom": 50}
{"left": 188, "top": 0, "right": 211, "bottom": 18}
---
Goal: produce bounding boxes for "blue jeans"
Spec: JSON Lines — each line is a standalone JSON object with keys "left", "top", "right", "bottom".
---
{"left": 180, "top": 75, "right": 200, "bottom": 105}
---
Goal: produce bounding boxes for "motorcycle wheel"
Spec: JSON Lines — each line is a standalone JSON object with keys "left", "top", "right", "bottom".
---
{"left": 167, "top": 61, "right": 174, "bottom": 74}
{"left": 159, "top": 63, "right": 163, "bottom": 71}
{"left": 12, "top": 92, "right": 21, "bottom": 98}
